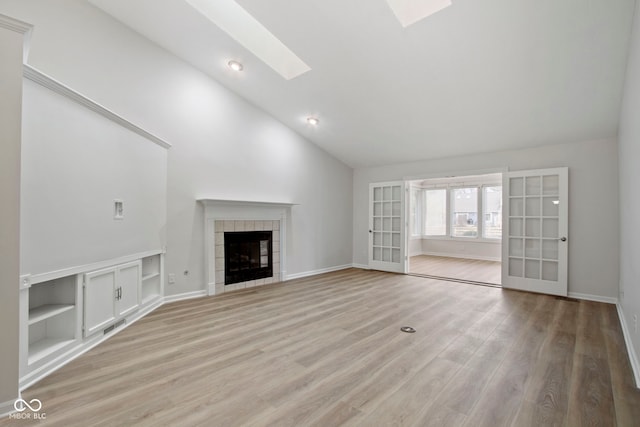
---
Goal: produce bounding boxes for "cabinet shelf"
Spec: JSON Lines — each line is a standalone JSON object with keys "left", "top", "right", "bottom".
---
{"left": 142, "top": 272, "right": 160, "bottom": 282}
{"left": 28, "top": 337, "right": 75, "bottom": 365}
{"left": 28, "top": 304, "right": 75, "bottom": 325}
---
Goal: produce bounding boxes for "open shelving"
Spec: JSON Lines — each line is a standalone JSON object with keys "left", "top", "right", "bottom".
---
{"left": 28, "top": 276, "right": 77, "bottom": 365}
{"left": 141, "top": 254, "right": 163, "bottom": 306}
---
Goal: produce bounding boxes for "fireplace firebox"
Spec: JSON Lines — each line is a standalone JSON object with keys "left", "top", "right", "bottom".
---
{"left": 224, "top": 231, "right": 273, "bottom": 285}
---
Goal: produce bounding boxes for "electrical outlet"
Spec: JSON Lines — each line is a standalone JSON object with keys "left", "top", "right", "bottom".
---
{"left": 168, "top": 273, "right": 176, "bottom": 285}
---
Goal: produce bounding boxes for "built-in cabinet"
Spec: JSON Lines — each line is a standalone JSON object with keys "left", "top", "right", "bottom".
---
{"left": 83, "top": 261, "right": 141, "bottom": 337}
{"left": 20, "top": 252, "right": 164, "bottom": 389}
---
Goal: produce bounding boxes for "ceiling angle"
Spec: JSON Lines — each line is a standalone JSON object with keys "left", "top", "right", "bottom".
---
{"left": 386, "top": 0, "right": 452, "bottom": 28}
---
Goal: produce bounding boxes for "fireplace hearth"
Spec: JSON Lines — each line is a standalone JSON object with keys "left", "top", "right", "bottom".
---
{"left": 224, "top": 231, "right": 273, "bottom": 285}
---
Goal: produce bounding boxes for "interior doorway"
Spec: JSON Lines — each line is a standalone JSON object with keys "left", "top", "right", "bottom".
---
{"left": 407, "top": 172, "right": 502, "bottom": 286}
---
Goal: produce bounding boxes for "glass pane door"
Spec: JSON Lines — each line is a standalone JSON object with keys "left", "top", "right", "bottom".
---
{"left": 369, "top": 181, "right": 406, "bottom": 273}
{"left": 502, "top": 168, "right": 568, "bottom": 296}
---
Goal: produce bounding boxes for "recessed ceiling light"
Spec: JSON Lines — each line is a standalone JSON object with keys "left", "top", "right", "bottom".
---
{"left": 228, "top": 60, "right": 243, "bottom": 71}
{"left": 307, "top": 117, "right": 319, "bottom": 126}
{"left": 186, "top": 0, "right": 311, "bottom": 80}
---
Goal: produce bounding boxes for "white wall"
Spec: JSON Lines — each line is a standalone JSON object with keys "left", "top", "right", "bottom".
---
{"left": 618, "top": 0, "right": 640, "bottom": 381}
{"left": 0, "top": 0, "right": 353, "bottom": 297}
{"left": 420, "top": 239, "right": 501, "bottom": 262}
{"left": 21, "top": 78, "right": 167, "bottom": 276}
{"left": 0, "top": 16, "right": 27, "bottom": 414}
{"left": 354, "top": 139, "right": 620, "bottom": 300}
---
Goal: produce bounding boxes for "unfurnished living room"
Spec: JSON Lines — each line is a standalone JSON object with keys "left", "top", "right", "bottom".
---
{"left": 1, "top": 0, "right": 640, "bottom": 426}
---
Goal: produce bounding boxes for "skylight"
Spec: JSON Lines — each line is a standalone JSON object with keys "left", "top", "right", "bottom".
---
{"left": 185, "top": 0, "right": 311, "bottom": 80}
{"left": 386, "top": 0, "right": 452, "bottom": 28}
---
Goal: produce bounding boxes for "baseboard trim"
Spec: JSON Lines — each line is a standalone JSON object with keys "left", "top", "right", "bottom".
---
{"left": 352, "top": 263, "right": 370, "bottom": 270}
{"left": 418, "top": 252, "right": 501, "bottom": 262}
{"left": 286, "top": 264, "right": 353, "bottom": 281}
{"left": 0, "top": 396, "right": 20, "bottom": 419}
{"left": 163, "top": 290, "right": 207, "bottom": 303}
{"left": 617, "top": 304, "right": 640, "bottom": 388}
{"left": 568, "top": 292, "right": 618, "bottom": 305}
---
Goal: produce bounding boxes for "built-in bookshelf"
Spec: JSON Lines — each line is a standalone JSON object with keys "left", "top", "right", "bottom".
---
{"left": 27, "top": 276, "right": 77, "bottom": 365}
{"left": 141, "top": 254, "right": 163, "bottom": 306}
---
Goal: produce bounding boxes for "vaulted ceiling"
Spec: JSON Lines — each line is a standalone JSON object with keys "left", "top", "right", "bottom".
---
{"left": 89, "top": 0, "right": 636, "bottom": 168}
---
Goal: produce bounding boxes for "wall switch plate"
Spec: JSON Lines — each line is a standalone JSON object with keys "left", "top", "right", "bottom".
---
{"left": 168, "top": 273, "right": 176, "bottom": 285}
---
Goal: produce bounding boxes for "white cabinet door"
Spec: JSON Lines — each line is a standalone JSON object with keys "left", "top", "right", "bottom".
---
{"left": 369, "top": 181, "right": 407, "bottom": 273}
{"left": 84, "top": 267, "right": 117, "bottom": 336}
{"left": 83, "top": 260, "right": 141, "bottom": 337}
{"left": 116, "top": 261, "right": 141, "bottom": 318}
{"left": 502, "top": 168, "right": 568, "bottom": 296}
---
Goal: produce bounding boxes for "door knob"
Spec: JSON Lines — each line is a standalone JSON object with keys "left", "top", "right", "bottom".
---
{"left": 559, "top": 237, "right": 567, "bottom": 242}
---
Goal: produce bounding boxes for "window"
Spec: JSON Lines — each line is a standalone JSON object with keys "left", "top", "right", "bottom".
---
{"left": 410, "top": 188, "right": 421, "bottom": 236}
{"left": 412, "top": 178, "right": 502, "bottom": 241}
{"left": 483, "top": 186, "right": 502, "bottom": 239}
{"left": 451, "top": 188, "right": 478, "bottom": 238}
{"left": 425, "top": 189, "right": 447, "bottom": 236}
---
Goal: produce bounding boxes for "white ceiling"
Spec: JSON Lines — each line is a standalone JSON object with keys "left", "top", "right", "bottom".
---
{"left": 88, "top": 0, "right": 635, "bottom": 168}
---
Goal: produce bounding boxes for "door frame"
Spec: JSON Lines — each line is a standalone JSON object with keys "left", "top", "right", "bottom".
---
{"left": 403, "top": 168, "right": 507, "bottom": 281}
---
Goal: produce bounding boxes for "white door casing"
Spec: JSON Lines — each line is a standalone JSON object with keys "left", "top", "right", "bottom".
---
{"left": 369, "top": 181, "right": 407, "bottom": 273}
{"left": 502, "top": 168, "right": 568, "bottom": 296}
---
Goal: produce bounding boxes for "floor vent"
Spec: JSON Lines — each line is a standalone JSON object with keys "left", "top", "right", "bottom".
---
{"left": 103, "top": 319, "right": 127, "bottom": 335}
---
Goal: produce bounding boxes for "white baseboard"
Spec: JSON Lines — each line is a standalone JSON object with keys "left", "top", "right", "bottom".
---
{"left": 617, "top": 304, "right": 640, "bottom": 388}
{"left": 418, "top": 251, "right": 501, "bottom": 262}
{"left": 163, "top": 290, "right": 207, "bottom": 303}
{"left": 568, "top": 292, "right": 618, "bottom": 305}
{"left": 352, "top": 263, "right": 370, "bottom": 270}
{"left": 285, "top": 264, "right": 353, "bottom": 281}
{"left": 0, "top": 395, "right": 20, "bottom": 419}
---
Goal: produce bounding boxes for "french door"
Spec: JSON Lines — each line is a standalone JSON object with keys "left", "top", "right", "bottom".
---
{"left": 502, "top": 168, "right": 568, "bottom": 296}
{"left": 368, "top": 181, "right": 407, "bottom": 273}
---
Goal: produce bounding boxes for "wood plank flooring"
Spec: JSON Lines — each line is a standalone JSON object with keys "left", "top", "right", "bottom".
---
{"left": 410, "top": 255, "right": 502, "bottom": 285}
{"left": 3, "top": 268, "right": 639, "bottom": 426}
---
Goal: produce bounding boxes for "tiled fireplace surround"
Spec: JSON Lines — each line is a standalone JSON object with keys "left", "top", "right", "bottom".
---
{"left": 199, "top": 199, "right": 293, "bottom": 296}
{"left": 214, "top": 219, "right": 281, "bottom": 293}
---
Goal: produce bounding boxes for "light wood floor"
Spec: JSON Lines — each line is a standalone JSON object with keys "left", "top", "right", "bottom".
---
{"left": 410, "top": 255, "right": 502, "bottom": 285}
{"left": 4, "top": 269, "right": 639, "bottom": 426}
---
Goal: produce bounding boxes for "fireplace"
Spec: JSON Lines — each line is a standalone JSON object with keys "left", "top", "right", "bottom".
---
{"left": 199, "top": 198, "right": 294, "bottom": 295}
{"left": 224, "top": 231, "right": 273, "bottom": 285}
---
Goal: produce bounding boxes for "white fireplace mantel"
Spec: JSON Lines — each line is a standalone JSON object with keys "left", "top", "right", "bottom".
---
{"left": 198, "top": 199, "right": 296, "bottom": 216}
{"left": 198, "top": 198, "right": 296, "bottom": 295}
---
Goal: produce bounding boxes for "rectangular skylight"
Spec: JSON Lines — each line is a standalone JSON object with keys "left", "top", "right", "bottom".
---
{"left": 386, "top": 0, "right": 452, "bottom": 28}
{"left": 185, "top": 0, "right": 311, "bottom": 80}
